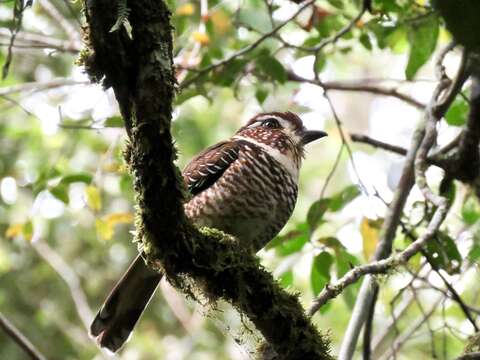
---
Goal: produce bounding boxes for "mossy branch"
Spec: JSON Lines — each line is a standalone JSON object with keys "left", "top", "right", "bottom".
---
{"left": 80, "top": 0, "right": 331, "bottom": 358}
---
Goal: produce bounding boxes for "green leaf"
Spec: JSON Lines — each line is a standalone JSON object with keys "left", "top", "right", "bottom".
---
{"left": 329, "top": 185, "right": 360, "bottom": 212}
{"left": 405, "top": 15, "right": 439, "bottom": 80}
{"left": 425, "top": 232, "right": 462, "bottom": 274}
{"left": 50, "top": 184, "right": 69, "bottom": 204}
{"left": 462, "top": 197, "right": 480, "bottom": 225}
{"left": 359, "top": 33, "right": 372, "bottom": 50}
{"left": 307, "top": 198, "right": 330, "bottom": 232}
{"left": 311, "top": 251, "right": 333, "bottom": 296}
{"left": 103, "top": 116, "right": 124, "bottom": 128}
{"left": 255, "top": 88, "right": 268, "bottom": 105}
{"left": 59, "top": 173, "right": 93, "bottom": 185}
{"left": 23, "top": 220, "right": 33, "bottom": 241}
{"left": 327, "top": 0, "right": 344, "bottom": 9}
{"left": 314, "top": 55, "right": 326, "bottom": 73}
{"left": 268, "top": 223, "right": 309, "bottom": 256}
{"left": 446, "top": 98, "right": 468, "bottom": 126}
{"left": 237, "top": 9, "right": 272, "bottom": 33}
{"left": 372, "top": 0, "right": 401, "bottom": 12}
{"left": 211, "top": 59, "right": 249, "bottom": 87}
{"left": 336, "top": 250, "right": 361, "bottom": 308}
{"left": 468, "top": 244, "right": 480, "bottom": 263}
{"left": 279, "top": 270, "right": 293, "bottom": 288}
{"left": 176, "top": 88, "right": 201, "bottom": 105}
{"left": 256, "top": 55, "right": 287, "bottom": 84}
{"left": 336, "top": 250, "right": 360, "bottom": 277}
{"left": 316, "top": 236, "right": 344, "bottom": 250}
{"left": 33, "top": 167, "right": 62, "bottom": 195}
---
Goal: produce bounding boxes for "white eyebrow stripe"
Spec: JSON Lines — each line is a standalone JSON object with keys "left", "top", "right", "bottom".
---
{"left": 254, "top": 115, "right": 284, "bottom": 122}
{"left": 249, "top": 115, "right": 290, "bottom": 129}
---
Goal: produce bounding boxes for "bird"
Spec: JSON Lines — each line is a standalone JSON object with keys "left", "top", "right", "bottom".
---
{"left": 89, "top": 111, "right": 327, "bottom": 352}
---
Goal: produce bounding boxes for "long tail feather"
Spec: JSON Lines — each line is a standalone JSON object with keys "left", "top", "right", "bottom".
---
{"left": 90, "top": 254, "right": 162, "bottom": 352}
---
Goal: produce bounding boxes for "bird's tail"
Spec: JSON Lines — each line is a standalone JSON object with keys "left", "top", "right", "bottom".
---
{"left": 90, "top": 254, "right": 162, "bottom": 353}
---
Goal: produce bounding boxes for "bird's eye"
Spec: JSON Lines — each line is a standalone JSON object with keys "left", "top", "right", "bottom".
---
{"left": 261, "top": 118, "right": 280, "bottom": 129}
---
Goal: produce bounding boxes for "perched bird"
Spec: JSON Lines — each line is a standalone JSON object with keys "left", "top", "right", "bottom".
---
{"left": 90, "top": 111, "right": 327, "bottom": 352}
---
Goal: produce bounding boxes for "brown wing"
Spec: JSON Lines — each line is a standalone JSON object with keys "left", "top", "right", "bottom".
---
{"left": 183, "top": 140, "right": 240, "bottom": 196}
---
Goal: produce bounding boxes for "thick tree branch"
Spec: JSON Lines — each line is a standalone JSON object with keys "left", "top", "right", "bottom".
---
{"left": 0, "top": 312, "right": 46, "bottom": 360}
{"left": 81, "top": 1, "right": 331, "bottom": 358}
{"left": 457, "top": 353, "right": 480, "bottom": 360}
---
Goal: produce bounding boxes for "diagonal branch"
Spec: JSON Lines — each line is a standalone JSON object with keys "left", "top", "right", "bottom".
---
{"left": 32, "top": 239, "right": 94, "bottom": 331}
{"left": 0, "top": 312, "right": 46, "bottom": 360}
{"left": 287, "top": 71, "right": 425, "bottom": 109}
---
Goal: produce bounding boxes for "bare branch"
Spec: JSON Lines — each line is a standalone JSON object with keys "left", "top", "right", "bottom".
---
{"left": 0, "top": 79, "right": 89, "bottom": 97}
{"left": 350, "top": 133, "right": 408, "bottom": 157}
{"left": 0, "top": 28, "right": 81, "bottom": 54}
{"left": 377, "top": 296, "right": 443, "bottom": 360}
{"left": 457, "top": 352, "right": 480, "bottom": 360}
{"left": 287, "top": 71, "right": 425, "bottom": 109}
{"left": 32, "top": 239, "right": 94, "bottom": 330}
{"left": 0, "top": 312, "right": 46, "bottom": 360}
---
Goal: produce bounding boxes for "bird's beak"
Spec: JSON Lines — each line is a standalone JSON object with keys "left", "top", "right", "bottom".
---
{"left": 301, "top": 130, "right": 328, "bottom": 145}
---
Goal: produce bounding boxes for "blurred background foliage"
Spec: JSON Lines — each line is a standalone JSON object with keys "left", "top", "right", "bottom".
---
{"left": 0, "top": 0, "right": 479, "bottom": 359}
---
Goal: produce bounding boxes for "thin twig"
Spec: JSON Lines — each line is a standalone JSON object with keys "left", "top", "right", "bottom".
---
{"left": 350, "top": 133, "right": 449, "bottom": 169}
{"left": 319, "top": 143, "right": 344, "bottom": 199}
{"left": 0, "top": 28, "right": 81, "bottom": 54}
{"left": 32, "top": 239, "right": 94, "bottom": 330}
{"left": 287, "top": 71, "right": 425, "bottom": 109}
{"left": 323, "top": 90, "right": 369, "bottom": 194}
{"left": 2, "top": 0, "right": 28, "bottom": 79}
{"left": 402, "top": 225, "right": 480, "bottom": 332}
{"left": 377, "top": 296, "right": 443, "bottom": 360}
{"left": 0, "top": 79, "right": 88, "bottom": 96}
{"left": 0, "top": 312, "right": 46, "bottom": 360}
{"left": 179, "top": 0, "right": 315, "bottom": 90}
{"left": 350, "top": 133, "right": 408, "bottom": 157}
{"left": 312, "top": 3, "right": 367, "bottom": 79}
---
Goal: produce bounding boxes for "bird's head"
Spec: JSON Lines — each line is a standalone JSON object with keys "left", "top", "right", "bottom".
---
{"left": 233, "top": 111, "right": 327, "bottom": 177}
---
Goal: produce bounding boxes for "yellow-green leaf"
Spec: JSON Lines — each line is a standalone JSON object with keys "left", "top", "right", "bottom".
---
{"left": 361, "top": 217, "right": 383, "bottom": 260}
{"left": 86, "top": 185, "right": 102, "bottom": 212}
{"left": 95, "top": 219, "right": 114, "bottom": 241}
{"left": 104, "top": 212, "right": 134, "bottom": 226}
{"left": 176, "top": 3, "right": 195, "bottom": 16}
{"left": 22, "top": 220, "right": 33, "bottom": 241}
{"left": 5, "top": 224, "right": 23, "bottom": 238}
